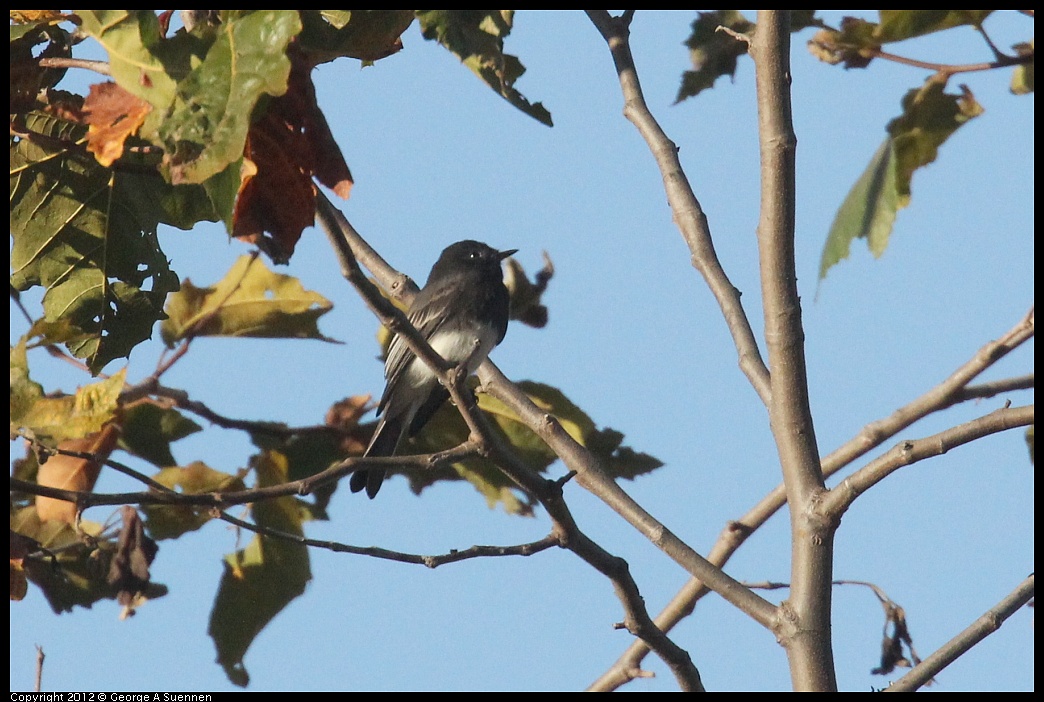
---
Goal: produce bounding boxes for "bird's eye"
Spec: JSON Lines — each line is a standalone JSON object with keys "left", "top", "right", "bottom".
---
{"left": 469, "top": 251, "right": 481, "bottom": 259}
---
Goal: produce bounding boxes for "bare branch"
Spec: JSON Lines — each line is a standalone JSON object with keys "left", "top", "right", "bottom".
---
{"left": 9, "top": 447, "right": 471, "bottom": 510}
{"left": 886, "top": 574, "right": 1035, "bottom": 692}
{"left": 39, "top": 56, "right": 111, "bottom": 76}
{"left": 585, "top": 10, "right": 771, "bottom": 406}
{"left": 823, "top": 404, "right": 1033, "bottom": 517}
{"left": 749, "top": 11, "right": 836, "bottom": 691}
{"left": 944, "top": 373, "right": 1033, "bottom": 407}
{"left": 480, "top": 364, "right": 779, "bottom": 630}
{"left": 216, "top": 508, "right": 560, "bottom": 566}
{"left": 821, "top": 308, "right": 1034, "bottom": 476}
{"left": 149, "top": 383, "right": 340, "bottom": 438}
{"left": 593, "top": 308, "right": 1034, "bottom": 690}
{"left": 315, "top": 188, "right": 705, "bottom": 690}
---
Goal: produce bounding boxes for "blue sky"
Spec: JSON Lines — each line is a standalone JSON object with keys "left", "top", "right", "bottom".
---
{"left": 10, "top": 11, "right": 1034, "bottom": 692}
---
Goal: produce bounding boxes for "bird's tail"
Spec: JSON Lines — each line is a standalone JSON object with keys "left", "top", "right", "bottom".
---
{"left": 350, "top": 415, "right": 404, "bottom": 498}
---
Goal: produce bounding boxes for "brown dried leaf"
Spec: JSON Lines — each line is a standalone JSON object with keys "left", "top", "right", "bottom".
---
{"left": 35, "top": 424, "right": 122, "bottom": 523}
{"left": 325, "top": 395, "right": 373, "bottom": 455}
{"left": 232, "top": 49, "right": 352, "bottom": 262}
{"left": 9, "top": 530, "right": 41, "bottom": 602}
{"left": 107, "top": 506, "right": 159, "bottom": 618}
{"left": 82, "top": 82, "right": 152, "bottom": 167}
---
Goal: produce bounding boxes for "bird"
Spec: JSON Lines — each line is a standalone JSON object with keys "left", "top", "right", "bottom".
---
{"left": 350, "top": 240, "right": 517, "bottom": 498}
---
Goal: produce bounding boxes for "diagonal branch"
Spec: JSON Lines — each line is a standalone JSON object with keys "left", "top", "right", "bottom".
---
{"left": 886, "top": 574, "right": 1035, "bottom": 692}
{"left": 315, "top": 188, "right": 706, "bottom": 690}
{"left": 592, "top": 308, "right": 1033, "bottom": 689}
{"left": 585, "top": 10, "right": 771, "bottom": 406}
{"left": 480, "top": 363, "right": 779, "bottom": 630}
{"left": 821, "top": 308, "right": 1034, "bottom": 475}
{"left": 822, "top": 404, "right": 1034, "bottom": 517}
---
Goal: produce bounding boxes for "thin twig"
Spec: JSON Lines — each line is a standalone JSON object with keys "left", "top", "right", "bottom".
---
{"left": 216, "top": 508, "right": 560, "bottom": 566}
{"left": 34, "top": 645, "right": 44, "bottom": 693}
{"left": 148, "top": 383, "right": 341, "bottom": 438}
{"left": 9, "top": 444, "right": 476, "bottom": 509}
{"left": 944, "top": 373, "right": 1033, "bottom": 407}
{"left": 39, "top": 56, "right": 112, "bottom": 76}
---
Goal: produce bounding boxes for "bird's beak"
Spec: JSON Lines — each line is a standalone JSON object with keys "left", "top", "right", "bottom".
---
{"left": 498, "top": 248, "right": 518, "bottom": 261}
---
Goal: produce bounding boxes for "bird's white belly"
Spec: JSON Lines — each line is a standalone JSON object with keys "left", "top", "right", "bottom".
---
{"left": 402, "top": 324, "right": 497, "bottom": 391}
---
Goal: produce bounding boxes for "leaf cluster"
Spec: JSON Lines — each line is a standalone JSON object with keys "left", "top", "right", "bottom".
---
{"left": 676, "top": 10, "right": 1032, "bottom": 280}
{"left": 10, "top": 10, "right": 658, "bottom": 686}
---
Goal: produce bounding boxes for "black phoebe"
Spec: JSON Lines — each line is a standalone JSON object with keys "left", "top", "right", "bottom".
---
{"left": 350, "top": 240, "right": 517, "bottom": 498}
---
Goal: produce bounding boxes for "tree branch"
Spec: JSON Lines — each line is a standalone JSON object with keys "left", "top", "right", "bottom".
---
{"left": 822, "top": 404, "right": 1034, "bottom": 517}
{"left": 10, "top": 446, "right": 474, "bottom": 510}
{"left": 749, "top": 11, "right": 836, "bottom": 691}
{"left": 949, "top": 373, "right": 1033, "bottom": 405}
{"left": 315, "top": 188, "right": 706, "bottom": 690}
{"left": 821, "top": 307, "right": 1033, "bottom": 476}
{"left": 480, "top": 364, "right": 779, "bottom": 629}
{"left": 592, "top": 307, "right": 1033, "bottom": 690}
{"left": 216, "top": 508, "right": 561, "bottom": 567}
{"left": 585, "top": 10, "right": 771, "bottom": 406}
{"left": 39, "top": 56, "right": 111, "bottom": 76}
{"left": 886, "top": 574, "right": 1035, "bottom": 692}
{"left": 148, "top": 383, "right": 341, "bottom": 438}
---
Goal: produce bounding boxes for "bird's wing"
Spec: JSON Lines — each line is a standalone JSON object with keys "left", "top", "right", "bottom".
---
{"left": 377, "top": 284, "right": 456, "bottom": 416}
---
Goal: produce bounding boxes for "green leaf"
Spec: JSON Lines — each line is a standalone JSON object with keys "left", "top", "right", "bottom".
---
{"left": 142, "top": 462, "right": 247, "bottom": 540}
{"left": 395, "top": 380, "right": 663, "bottom": 514}
{"left": 819, "top": 80, "right": 983, "bottom": 280}
{"left": 263, "top": 432, "right": 351, "bottom": 521}
{"left": 79, "top": 11, "right": 303, "bottom": 186}
{"left": 161, "top": 255, "right": 337, "bottom": 345}
{"left": 888, "top": 80, "right": 984, "bottom": 201}
{"left": 875, "top": 10, "right": 993, "bottom": 43}
{"left": 201, "top": 157, "right": 243, "bottom": 232}
{"left": 158, "top": 10, "right": 302, "bottom": 185}
{"left": 297, "top": 10, "right": 414, "bottom": 64}
{"left": 819, "top": 139, "right": 899, "bottom": 278}
{"left": 76, "top": 11, "right": 181, "bottom": 110}
{"left": 1011, "top": 41, "right": 1034, "bottom": 95}
{"left": 119, "top": 403, "right": 203, "bottom": 468}
{"left": 209, "top": 450, "right": 311, "bottom": 687}
{"left": 500, "top": 382, "right": 662, "bottom": 480}
{"left": 10, "top": 336, "right": 45, "bottom": 430}
{"left": 416, "top": 10, "right": 552, "bottom": 126}
{"left": 402, "top": 391, "right": 538, "bottom": 513}
{"left": 11, "top": 369, "right": 126, "bottom": 445}
{"left": 10, "top": 112, "right": 181, "bottom": 373}
{"left": 587, "top": 427, "right": 665, "bottom": 480}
